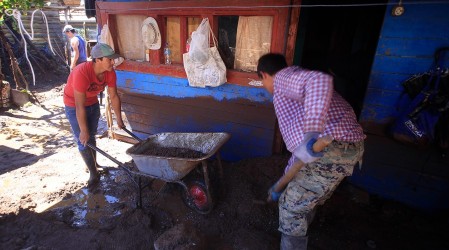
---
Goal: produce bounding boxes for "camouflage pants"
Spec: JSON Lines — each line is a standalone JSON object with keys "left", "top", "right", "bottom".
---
{"left": 279, "top": 140, "right": 364, "bottom": 236}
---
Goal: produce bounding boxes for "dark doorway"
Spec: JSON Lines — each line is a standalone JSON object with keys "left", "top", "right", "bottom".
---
{"left": 295, "top": 0, "right": 387, "bottom": 117}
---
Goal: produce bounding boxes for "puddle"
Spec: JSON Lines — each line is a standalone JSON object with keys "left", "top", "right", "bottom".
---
{"left": 47, "top": 169, "right": 134, "bottom": 228}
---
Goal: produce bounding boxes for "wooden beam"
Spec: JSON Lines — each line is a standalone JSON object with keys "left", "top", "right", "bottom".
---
{"left": 285, "top": 0, "right": 301, "bottom": 65}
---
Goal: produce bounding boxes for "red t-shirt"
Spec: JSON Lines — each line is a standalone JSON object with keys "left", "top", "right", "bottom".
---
{"left": 63, "top": 61, "right": 117, "bottom": 107}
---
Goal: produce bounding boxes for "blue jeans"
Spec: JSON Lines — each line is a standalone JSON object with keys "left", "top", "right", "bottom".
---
{"left": 65, "top": 103, "right": 100, "bottom": 151}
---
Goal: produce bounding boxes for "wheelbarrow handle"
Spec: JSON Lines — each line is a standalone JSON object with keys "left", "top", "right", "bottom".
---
{"left": 87, "top": 143, "right": 138, "bottom": 186}
{"left": 122, "top": 127, "right": 143, "bottom": 142}
{"left": 87, "top": 143, "right": 132, "bottom": 174}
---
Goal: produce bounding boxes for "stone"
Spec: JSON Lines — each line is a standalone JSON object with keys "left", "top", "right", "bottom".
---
{"left": 11, "top": 89, "right": 30, "bottom": 106}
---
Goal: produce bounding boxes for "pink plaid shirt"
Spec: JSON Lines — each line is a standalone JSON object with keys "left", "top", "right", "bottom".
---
{"left": 273, "top": 66, "right": 365, "bottom": 152}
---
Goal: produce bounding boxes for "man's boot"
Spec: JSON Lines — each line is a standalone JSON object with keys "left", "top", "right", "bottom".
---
{"left": 90, "top": 141, "right": 108, "bottom": 174}
{"left": 280, "top": 234, "right": 308, "bottom": 250}
{"left": 79, "top": 149, "right": 100, "bottom": 187}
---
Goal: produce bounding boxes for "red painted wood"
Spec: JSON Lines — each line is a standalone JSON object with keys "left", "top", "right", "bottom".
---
{"left": 286, "top": 0, "right": 301, "bottom": 64}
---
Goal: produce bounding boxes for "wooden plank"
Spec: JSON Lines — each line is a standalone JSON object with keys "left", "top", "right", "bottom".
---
{"left": 285, "top": 0, "right": 301, "bottom": 63}
{"left": 426, "top": 160, "right": 449, "bottom": 179}
{"left": 348, "top": 134, "right": 449, "bottom": 212}
{"left": 97, "top": 0, "right": 293, "bottom": 12}
{"left": 126, "top": 112, "right": 275, "bottom": 161}
{"left": 377, "top": 38, "right": 449, "bottom": 58}
{"left": 371, "top": 55, "right": 436, "bottom": 75}
{"left": 382, "top": 4, "right": 449, "bottom": 38}
{"left": 125, "top": 112, "right": 273, "bottom": 144}
{"left": 360, "top": 104, "right": 397, "bottom": 124}
{"left": 119, "top": 86, "right": 273, "bottom": 112}
{"left": 115, "top": 70, "right": 274, "bottom": 105}
{"left": 121, "top": 94, "right": 275, "bottom": 130}
{"left": 368, "top": 72, "right": 410, "bottom": 92}
{"left": 362, "top": 88, "right": 401, "bottom": 108}
{"left": 362, "top": 133, "right": 428, "bottom": 171}
{"left": 349, "top": 161, "right": 449, "bottom": 212}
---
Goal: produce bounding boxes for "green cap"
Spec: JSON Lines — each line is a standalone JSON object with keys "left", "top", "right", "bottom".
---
{"left": 91, "top": 43, "right": 120, "bottom": 59}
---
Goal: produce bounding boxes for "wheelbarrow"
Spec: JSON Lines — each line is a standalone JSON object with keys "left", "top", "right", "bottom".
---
{"left": 88, "top": 128, "right": 230, "bottom": 214}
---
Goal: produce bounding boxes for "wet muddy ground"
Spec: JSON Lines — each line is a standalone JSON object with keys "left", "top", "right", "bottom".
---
{"left": 1, "top": 73, "right": 448, "bottom": 249}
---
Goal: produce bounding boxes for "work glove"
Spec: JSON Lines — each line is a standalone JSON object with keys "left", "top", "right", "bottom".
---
{"left": 293, "top": 132, "right": 323, "bottom": 164}
{"left": 267, "top": 182, "right": 284, "bottom": 202}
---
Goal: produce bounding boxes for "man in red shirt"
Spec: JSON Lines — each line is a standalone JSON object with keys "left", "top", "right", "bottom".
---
{"left": 257, "top": 53, "right": 365, "bottom": 250}
{"left": 64, "top": 43, "right": 124, "bottom": 188}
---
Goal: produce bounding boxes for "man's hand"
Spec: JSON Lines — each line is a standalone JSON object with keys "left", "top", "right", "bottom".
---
{"left": 79, "top": 130, "right": 90, "bottom": 146}
{"left": 267, "top": 182, "right": 284, "bottom": 202}
{"left": 116, "top": 118, "right": 125, "bottom": 129}
{"left": 267, "top": 135, "right": 333, "bottom": 204}
{"left": 293, "top": 132, "right": 324, "bottom": 163}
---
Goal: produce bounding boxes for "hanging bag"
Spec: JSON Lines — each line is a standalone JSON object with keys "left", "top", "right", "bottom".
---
{"left": 390, "top": 48, "right": 448, "bottom": 147}
{"left": 183, "top": 18, "right": 227, "bottom": 88}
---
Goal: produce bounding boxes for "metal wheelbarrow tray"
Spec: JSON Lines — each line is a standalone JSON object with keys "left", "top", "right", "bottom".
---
{"left": 126, "top": 132, "right": 230, "bottom": 214}
{"left": 126, "top": 132, "right": 230, "bottom": 182}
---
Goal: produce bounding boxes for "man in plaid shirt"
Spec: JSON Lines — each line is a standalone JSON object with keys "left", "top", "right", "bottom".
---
{"left": 257, "top": 53, "right": 365, "bottom": 250}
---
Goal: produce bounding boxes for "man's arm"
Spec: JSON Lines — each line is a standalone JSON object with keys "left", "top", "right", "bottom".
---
{"left": 70, "top": 37, "right": 80, "bottom": 70}
{"left": 302, "top": 73, "right": 333, "bottom": 133}
{"left": 107, "top": 86, "right": 125, "bottom": 128}
{"left": 74, "top": 90, "right": 89, "bottom": 145}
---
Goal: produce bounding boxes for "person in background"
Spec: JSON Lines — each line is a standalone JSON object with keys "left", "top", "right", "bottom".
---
{"left": 63, "top": 24, "right": 87, "bottom": 71}
{"left": 63, "top": 43, "right": 124, "bottom": 188}
{"left": 257, "top": 53, "right": 365, "bottom": 250}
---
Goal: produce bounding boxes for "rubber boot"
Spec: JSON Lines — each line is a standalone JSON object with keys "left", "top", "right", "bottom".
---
{"left": 80, "top": 149, "right": 100, "bottom": 187}
{"left": 91, "top": 141, "right": 108, "bottom": 174}
{"left": 280, "top": 234, "right": 308, "bottom": 250}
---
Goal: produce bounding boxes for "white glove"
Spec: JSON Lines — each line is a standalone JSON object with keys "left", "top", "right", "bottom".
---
{"left": 293, "top": 132, "right": 324, "bottom": 163}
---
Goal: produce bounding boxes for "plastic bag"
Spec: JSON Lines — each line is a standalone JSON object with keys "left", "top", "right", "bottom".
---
{"left": 188, "top": 18, "right": 210, "bottom": 64}
{"left": 183, "top": 18, "right": 227, "bottom": 88}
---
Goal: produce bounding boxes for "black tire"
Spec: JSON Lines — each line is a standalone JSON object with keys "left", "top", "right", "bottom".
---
{"left": 181, "top": 180, "right": 214, "bottom": 214}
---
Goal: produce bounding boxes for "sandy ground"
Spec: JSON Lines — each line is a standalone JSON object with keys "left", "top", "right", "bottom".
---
{"left": 1, "top": 74, "right": 448, "bottom": 250}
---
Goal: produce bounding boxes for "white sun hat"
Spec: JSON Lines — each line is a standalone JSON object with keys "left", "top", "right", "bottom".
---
{"left": 141, "top": 17, "right": 161, "bottom": 50}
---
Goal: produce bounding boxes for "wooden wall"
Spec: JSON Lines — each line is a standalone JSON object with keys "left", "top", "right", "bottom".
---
{"left": 360, "top": 1, "right": 449, "bottom": 134}
{"left": 353, "top": 0, "right": 449, "bottom": 212}
{"left": 116, "top": 71, "right": 276, "bottom": 161}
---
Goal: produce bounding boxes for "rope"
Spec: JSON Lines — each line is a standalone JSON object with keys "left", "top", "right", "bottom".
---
{"left": 5, "top": 9, "right": 57, "bottom": 86}
{"left": 5, "top": 9, "right": 35, "bottom": 86}
{"left": 31, "top": 9, "right": 56, "bottom": 55}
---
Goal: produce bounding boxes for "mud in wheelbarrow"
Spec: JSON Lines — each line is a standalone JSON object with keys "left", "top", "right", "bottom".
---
{"left": 90, "top": 131, "right": 230, "bottom": 214}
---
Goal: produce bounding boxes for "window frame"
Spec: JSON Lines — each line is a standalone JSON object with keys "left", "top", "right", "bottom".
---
{"left": 97, "top": 0, "right": 296, "bottom": 86}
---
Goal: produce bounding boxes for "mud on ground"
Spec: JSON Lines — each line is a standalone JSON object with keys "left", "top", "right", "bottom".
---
{"left": 0, "top": 72, "right": 448, "bottom": 250}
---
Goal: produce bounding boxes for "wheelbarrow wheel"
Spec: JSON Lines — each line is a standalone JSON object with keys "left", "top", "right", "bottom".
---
{"left": 181, "top": 180, "right": 214, "bottom": 214}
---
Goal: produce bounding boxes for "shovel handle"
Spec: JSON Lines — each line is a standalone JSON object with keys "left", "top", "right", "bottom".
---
{"left": 272, "top": 135, "right": 333, "bottom": 194}
{"left": 122, "top": 127, "right": 143, "bottom": 142}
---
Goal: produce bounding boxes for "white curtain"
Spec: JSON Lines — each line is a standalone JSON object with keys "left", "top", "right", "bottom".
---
{"left": 116, "top": 15, "right": 146, "bottom": 60}
{"left": 234, "top": 16, "right": 273, "bottom": 72}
